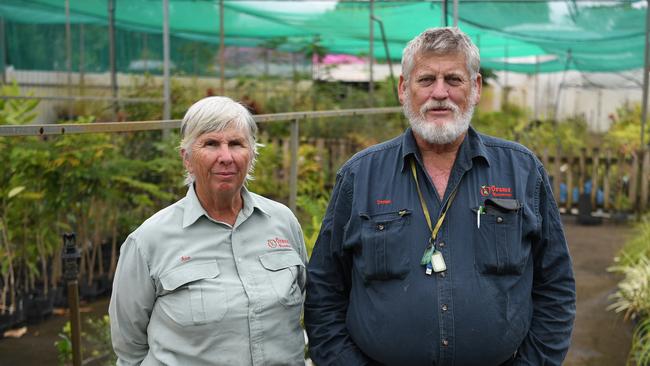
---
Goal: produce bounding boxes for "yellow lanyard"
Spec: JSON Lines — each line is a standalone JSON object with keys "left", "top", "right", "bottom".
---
{"left": 410, "top": 158, "right": 457, "bottom": 265}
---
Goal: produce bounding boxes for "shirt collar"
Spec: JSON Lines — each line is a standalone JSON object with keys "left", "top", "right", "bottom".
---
{"left": 399, "top": 125, "right": 490, "bottom": 173}
{"left": 182, "top": 184, "right": 269, "bottom": 228}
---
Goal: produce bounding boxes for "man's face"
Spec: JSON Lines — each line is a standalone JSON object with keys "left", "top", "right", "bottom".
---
{"left": 398, "top": 51, "right": 481, "bottom": 144}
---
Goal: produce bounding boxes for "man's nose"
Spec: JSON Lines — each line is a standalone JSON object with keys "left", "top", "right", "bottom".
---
{"left": 429, "top": 79, "right": 449, "bottom": 100}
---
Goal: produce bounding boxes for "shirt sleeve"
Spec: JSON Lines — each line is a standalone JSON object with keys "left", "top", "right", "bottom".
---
{"left": 290, "top": 213, "right": 308, "bottom": 293}
{"left": 304, "top": 170, "right": 375, "bottom": 366}
{"left": 109, "top": 235, "right": 156, "bottom": 366}
{"left": 515, "top": 166, "right": 577, "bottom": 365}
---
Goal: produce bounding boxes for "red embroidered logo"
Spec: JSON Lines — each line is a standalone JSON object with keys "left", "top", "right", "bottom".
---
{"left": 376, "top": 199, "right": 392, "bottom": 205}
{"left": 267, "top": 237, "right": 291, "bottom": 249}
{"left": 180, "top": 255, "right": 191, "bottom": 263}
{"left": 480, "top": 185, "right": 513, "bottom": 197}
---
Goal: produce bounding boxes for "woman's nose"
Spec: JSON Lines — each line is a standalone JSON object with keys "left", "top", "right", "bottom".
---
{"left": 217, "top": 145, "right": 233, "bottom": 164}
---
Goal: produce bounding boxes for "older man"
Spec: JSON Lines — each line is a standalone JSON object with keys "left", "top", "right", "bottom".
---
{"left": 304, "top": 27, "right": 575, "bottom": 366}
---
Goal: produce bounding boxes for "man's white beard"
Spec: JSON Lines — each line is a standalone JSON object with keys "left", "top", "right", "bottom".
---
{"left": 403, "top": 88, "right": 476, "bottom": 145}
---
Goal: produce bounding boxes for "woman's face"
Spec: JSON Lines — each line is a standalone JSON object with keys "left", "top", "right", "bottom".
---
{"left": 182, "top": 127, "right": 252, "bottom": 200}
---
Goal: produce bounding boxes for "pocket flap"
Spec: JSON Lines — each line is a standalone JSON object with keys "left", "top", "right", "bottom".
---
{"left": 259, "top": 251, "right": 304, "bottom": 271}
{"left": 485, "top": 198, "right": 521, "bottom": 212}
{"left": 160, "top": 260, "right": 220, "bottom": 291}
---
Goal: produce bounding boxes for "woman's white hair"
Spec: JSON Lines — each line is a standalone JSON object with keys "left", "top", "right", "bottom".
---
{"left": 401, "top": 27, "right": 481, "bottom": 83}
{"left": 180, "top": 96, "right": 259, "bottom": 186}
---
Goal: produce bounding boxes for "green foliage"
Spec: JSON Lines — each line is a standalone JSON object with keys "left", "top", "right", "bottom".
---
{"left": 54, "top": 316, "right": 116, "bottom": 366}
{"left": 605, "top": 102, "right": 643, "bottom": 155}
{"left": 629, "top": 317, "right": 650, "bottom": 366}
{"left": 609, "top": 215, "right": 650, "bottom": 365}
{"left": 0, "top": 82, "right": 39, "bottom": 125}
{"left": 297, "top": 195, "right": 328, "bottom": 258}
{"left": 55, "top": 322, "right": 73, "bottom": 366}
{"left": 248, "top": 142, "right": 287, "bottom": 201}
{"left": 473, "top": 103, "right": 590, "bottom": 157}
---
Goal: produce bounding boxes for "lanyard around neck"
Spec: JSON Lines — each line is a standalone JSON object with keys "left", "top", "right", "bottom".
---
{"left": 409, "top": 158, "right": 458, "bottom": 242}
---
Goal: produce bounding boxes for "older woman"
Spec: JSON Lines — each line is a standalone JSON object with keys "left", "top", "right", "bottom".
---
{"left": 109, "top": 96, "right": 308, "bottom": 366}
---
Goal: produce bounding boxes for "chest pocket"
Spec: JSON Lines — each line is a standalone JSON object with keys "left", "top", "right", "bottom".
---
{"left": 359, "top": 209, "right": 411, "bottom": 281}
{"left": 159, "top": 260, "right": 227, "bottom": 326}
{"left": 474, "top": 198, "right": 527, "bottom": 275}
{"left": 260, "top": 251, "right": 305, "bottom": 307}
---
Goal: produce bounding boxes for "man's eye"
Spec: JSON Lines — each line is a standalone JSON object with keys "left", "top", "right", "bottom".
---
{"left": 446, "top": 76, "right": 463, "bottom": 86}
{"left": 418, "top": 77, "right": 434, "bottom": 85}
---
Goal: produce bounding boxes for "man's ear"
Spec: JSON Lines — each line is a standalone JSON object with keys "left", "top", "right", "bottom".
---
{"left": 473, "top": 73, "right": 482, "bottom": 105}
{"left": 397, "top": 75, "right": 406, "bottom": 105}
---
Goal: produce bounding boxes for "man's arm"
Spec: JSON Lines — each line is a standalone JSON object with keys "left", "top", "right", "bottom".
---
{"left": 515, "top": 166, "right": 576, "bottom": 365}
{"left": 304, "top": 172, "right": 374, "bottom": 366}
{"left": 109, "top": 236, "right": 156, "bottom": 366}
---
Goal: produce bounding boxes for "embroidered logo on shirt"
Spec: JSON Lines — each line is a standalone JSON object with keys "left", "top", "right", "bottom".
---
{"left": 376, "top": 199, "right": 392, "bottom": 205}
{"left": 180, "top": 255, "right": 191, "bottom": 263}
{"left": 267, "top": 237, "right": 291, "bottom": 249}
{"left": 480, "top": 185, "right": 513, "bottom": 197}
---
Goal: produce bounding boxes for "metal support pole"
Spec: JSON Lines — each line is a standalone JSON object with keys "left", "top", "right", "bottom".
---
{"left": 108, "top": 0, "right": 118, "bottom": 119}
{"left": 636, "top": 0, "right": 650, "bottom": 219}
{"left": 289, "top": 118, "right": 299, "bottom": 213}
{"left": 453, "top": 0, "right": 459, "bottom": 27}
{"left": 79, "top": 24, "right": 85, "bottom": 100}
{"left": 368, "top": 0, "right": 374, "bottom": 106}
{"left": 0, "top": 17, "right": 6, "bottom": 84}
{"left": 641, "top": 0, "right": 650, "bottom": 149}
{"left": 534, "top": 55, "right": 540, "bottom": 120}
{"left": 62, "top": 233, "right": 81, "bottom": 366}
{"left": 371, "top": 16, "right": 398, "bottom": 103}
{"left": 219, "top": 0, "right": 225, "bottom": 95}
{"left": 65, "top": 0, "right": 72, "bottom": 120}
{"left": 162, "top": 0, "right": 171, "bottom": 124}
{"left": 442, "top": 0, "right": 448, "bottom": 27}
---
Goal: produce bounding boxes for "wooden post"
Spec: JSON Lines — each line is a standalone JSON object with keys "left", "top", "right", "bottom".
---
{"left": 591, "top": 147, "right": 600, "bottom": 207}
{"left": 553, "top": 148, "right": 562, "bottom": 203}
{"left": 315, "top": 138, "right": 327, "bottom": 182}
{"left": 629, "top": 152, "right": 639, "bottom": 206}
{"left": 578, "top": 148, "right": 586, "bottom": 197}
{"left": 289, "top": 119, "right": 299, "bottom": 213}
{"left": 642, "top": 148, "right": 650, "bottom": 211}
{"left": 603, "top": 150, "right": 612, "bottom": 210}
{"left": 566, "top": 154, "right": 574, "bottom": 209}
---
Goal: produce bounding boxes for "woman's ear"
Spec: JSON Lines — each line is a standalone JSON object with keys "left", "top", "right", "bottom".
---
{"left": 180, "top": 149, "right": 192, "bottom": 174}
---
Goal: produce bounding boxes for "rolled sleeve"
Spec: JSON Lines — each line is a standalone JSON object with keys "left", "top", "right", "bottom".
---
{"left": 515, "top": 167, "right": 576, "bottom": 365}
{"left": 109, "top": 236, "right": 156, "bottom": 366}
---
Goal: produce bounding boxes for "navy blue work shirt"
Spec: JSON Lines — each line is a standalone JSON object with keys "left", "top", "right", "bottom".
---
{"left": 304, "top": 127, "right": 576, "bottom": 366}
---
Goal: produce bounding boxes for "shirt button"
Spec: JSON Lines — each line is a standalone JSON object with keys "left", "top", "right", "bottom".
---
{"left": 442, "top": 339, "right": 449, "bottom": 347}
{"left": 439, "top": 271, "right": 446, "bottom": 278}
{"left": 496, "top": 216, "right": 504, "bottom": 223}
{"left": 438, "top": 241, "right": 445, "bottom": 248}
{"left": 377, "top": 224, "right": 385, "bottom": 231}
{"left": 441, "top": 304, "right": 448, "bottom": 312}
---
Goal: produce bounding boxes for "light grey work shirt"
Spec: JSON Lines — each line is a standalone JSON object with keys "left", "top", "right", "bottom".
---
{"left": 109, "top": 185, "right": 308, "bottom": 366}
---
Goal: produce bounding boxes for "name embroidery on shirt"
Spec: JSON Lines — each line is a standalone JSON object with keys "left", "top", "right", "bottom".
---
{"left": 180, "top": 255, "right": 191, "bottom": 262}
{"left": 376, "top": 199, "right": 392, "bottom": 205}
{"left": 267, "top": 237, "right": 291, "bottom": 249}
{"left": 480, "top": 185, "right": 513, "bottom": 197}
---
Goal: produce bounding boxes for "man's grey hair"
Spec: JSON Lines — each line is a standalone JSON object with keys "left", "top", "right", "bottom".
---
{"left": 401, "top": 27, "right": 480, "bottom": 83}
{"left": 180, "top": 96, "right": 259, "bottom": 186}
